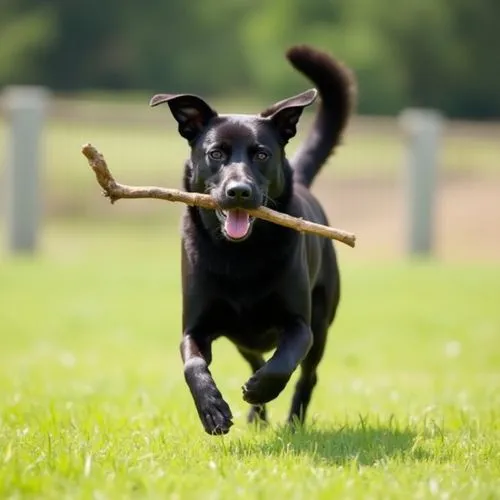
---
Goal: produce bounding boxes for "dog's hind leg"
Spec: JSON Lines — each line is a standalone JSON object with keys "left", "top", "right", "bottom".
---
{"left": 237, "top": 347, "right": 268, "bottom": 424}
{"left": 287, "top": 287, "right": 331, "bottom": 426}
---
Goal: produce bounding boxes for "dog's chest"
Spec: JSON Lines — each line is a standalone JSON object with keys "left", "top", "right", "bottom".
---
{"left": 216, "top": 298, "right": 286, "bottom": 351}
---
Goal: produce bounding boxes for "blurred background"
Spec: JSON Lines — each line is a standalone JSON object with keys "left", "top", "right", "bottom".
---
{"left": 0, "top": 0, "right": 499, "bottom": 263}
{"left": 0, "top": 4, "right": 499, "bottom": 483}
{"left": 0, "top": 0, "right": 499, "bottom": 262}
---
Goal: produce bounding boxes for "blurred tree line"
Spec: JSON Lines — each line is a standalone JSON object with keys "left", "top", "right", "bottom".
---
{"left": 1, "top": 0, "right": 499, "bottom": 119}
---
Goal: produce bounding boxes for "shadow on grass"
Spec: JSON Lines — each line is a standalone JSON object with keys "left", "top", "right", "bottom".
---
{"left": 227, "top": 418, "right": 427, "bottom": 465}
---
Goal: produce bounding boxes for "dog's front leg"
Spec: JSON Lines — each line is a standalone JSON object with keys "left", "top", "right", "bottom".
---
{"left": 242, "top": 318, "right": 313, "bottom": 406}
{"left": 181, "top": 333, "right": 233, "bottom": 435}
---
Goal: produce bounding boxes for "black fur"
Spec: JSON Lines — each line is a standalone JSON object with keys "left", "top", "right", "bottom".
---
{"left": 150, "top": 44, "right": 355, "bottom": 435}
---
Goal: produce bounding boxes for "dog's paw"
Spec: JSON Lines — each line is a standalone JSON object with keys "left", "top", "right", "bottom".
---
{"left": 197, "top": 389, "right": 234, "bottom": 436}
{"left": 242, "top": 368, "right": 291, "bottom": 405}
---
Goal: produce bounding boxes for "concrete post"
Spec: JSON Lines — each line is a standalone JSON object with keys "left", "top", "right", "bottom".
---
{"left": 399, "top": 108, "right": 443, "bottom": 257}
{"left": 2, "top": 86, "right": 49, "bottom": 254}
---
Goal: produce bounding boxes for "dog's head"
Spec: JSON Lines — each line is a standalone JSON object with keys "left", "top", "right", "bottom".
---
{"left": 150, "top": 89, "right": 317, "bottom": 242}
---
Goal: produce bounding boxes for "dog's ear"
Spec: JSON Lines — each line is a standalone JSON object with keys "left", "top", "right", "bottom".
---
{"left": 150, "top": 93, "right": 217, "bottom": 142}
{"left": 260, "top": 88, "right": 318, "bottom": 143}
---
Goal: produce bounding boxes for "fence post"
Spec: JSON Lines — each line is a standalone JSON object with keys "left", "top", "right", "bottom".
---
{"left": 399, "top": 108, "right": 443, "bottom": 257}
{"left": 2, "top": 85, "right": 50, "bottom": 254}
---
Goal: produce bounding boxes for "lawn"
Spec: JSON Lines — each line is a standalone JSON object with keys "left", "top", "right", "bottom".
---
{"left": 1, "top": 219, "right": 499, "bottom": 499}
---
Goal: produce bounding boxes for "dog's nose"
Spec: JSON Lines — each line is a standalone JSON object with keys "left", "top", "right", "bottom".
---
{"left": 225, "top": 181, "right": 252, "bottom": 200}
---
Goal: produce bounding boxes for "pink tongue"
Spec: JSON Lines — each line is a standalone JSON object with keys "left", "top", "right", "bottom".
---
{"left": 224, "top": 209, "right": 250, "bottom": 239}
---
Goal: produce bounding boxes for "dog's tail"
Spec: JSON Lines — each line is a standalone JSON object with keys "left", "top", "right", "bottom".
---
{"left": 286, "top": 45, "right": 356, "bottom": 188}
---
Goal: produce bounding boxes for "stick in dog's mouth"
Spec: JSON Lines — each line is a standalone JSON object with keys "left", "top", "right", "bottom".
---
{"left": 81, "top": 143, "right": 356, "bottom": 248}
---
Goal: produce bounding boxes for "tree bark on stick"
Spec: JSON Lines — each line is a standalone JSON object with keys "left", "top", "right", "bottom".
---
{"left": 81, "top": 143, "right": 356, "bottom": 248}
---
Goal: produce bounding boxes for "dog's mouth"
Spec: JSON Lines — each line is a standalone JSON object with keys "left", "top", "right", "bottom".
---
{"left": 216, "top": 208, "right": 255, "bottom": 241}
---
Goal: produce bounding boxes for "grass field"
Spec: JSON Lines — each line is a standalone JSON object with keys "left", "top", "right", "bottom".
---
{"left": 1, "top": 97, "right": 499, "bottom": 497}
{"left": 1, "top": 219, "right": 499, "bottom": 499}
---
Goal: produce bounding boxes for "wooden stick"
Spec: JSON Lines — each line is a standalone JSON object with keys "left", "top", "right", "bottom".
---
{"left": 81, "top": 143, "right": 356, "bottom": 248}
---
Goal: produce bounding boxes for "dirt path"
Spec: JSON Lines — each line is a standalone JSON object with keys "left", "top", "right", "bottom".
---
{"left": 313, "top": 173, "right": 500, "bottom": 261}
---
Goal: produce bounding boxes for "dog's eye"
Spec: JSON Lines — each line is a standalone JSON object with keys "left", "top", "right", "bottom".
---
{"left": 208, "top": 149, "right": 225, "bottom": 161}
{"left": 254, "top": 151, "right": 269, "bottom": 162}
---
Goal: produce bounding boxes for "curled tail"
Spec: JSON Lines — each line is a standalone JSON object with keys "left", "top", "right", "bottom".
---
{"left": 286, "top": 45, "right": 356, "bottom": 188}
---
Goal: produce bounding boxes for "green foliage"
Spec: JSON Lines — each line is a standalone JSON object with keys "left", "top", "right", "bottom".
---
{"left": 0, "top": 0, "right": 498, "bottom": 118}
{"left": 0, "top": 4, "right": 57, "bottom": 85}
{"left": 444, "top": 0, "right": 500, "bottom": 117}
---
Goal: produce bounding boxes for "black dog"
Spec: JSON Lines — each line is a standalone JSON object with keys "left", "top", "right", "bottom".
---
{"left": 150, "top": 45, "right": 355, "bottom": 435}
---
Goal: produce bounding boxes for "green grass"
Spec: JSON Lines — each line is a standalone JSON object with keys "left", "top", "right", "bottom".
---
{"left": 1, "top": 220, "right": 499, "bottom": 499}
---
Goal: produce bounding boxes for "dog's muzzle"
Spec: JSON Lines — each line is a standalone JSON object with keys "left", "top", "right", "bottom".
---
{"left": 212, "top": 181, "right": 267, "bottom": 242}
